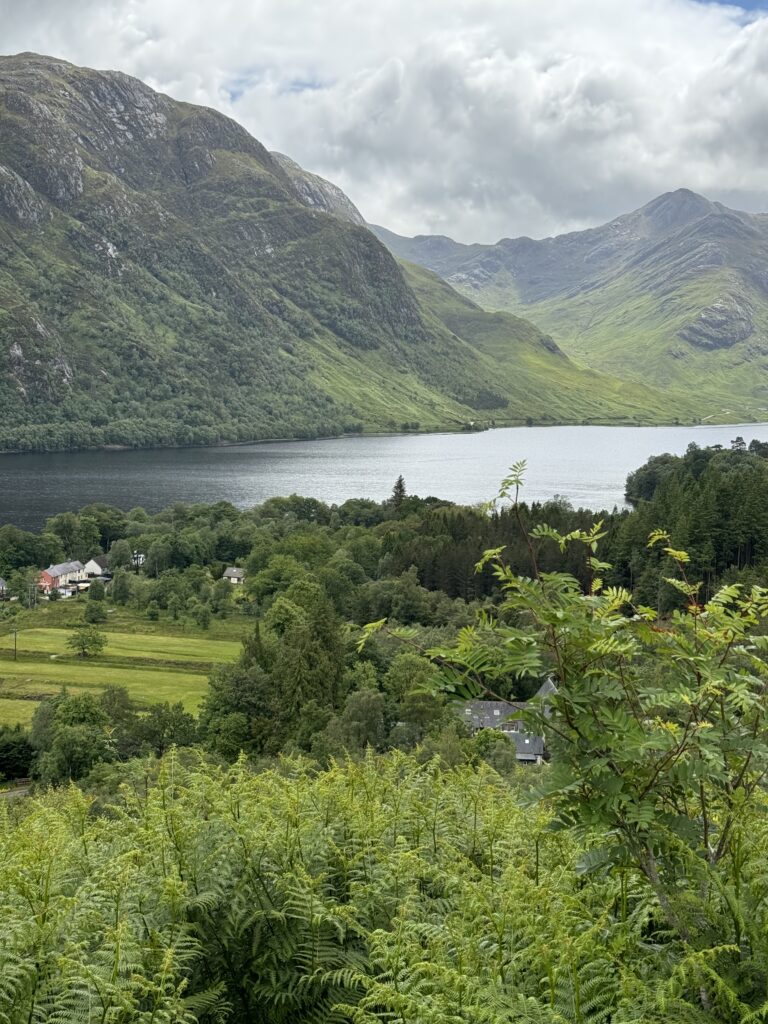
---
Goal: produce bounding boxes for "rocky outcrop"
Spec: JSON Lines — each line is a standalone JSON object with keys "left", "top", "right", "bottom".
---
{"left": 0, "top": 165, "right": 49, "bottom": 223}
{"left": 271, "top": 152, "right": 366, "bottom": 225}
{"left": 678, "top": 295, "right": 755, "bottom": 349}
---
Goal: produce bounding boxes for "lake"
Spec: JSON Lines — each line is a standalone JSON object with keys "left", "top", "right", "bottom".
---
{"left": 1, "top": 422, "right": 767, "bottom": 532}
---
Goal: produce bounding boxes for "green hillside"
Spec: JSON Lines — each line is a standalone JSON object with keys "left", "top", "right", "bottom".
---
{"left": 400, "top": 261, "right": 691, "bottom": 423}
{"left": 0, "top": 53, "right": 689, "bottom": 453}
{"left": 373, "top": 190, "right": 768, "bottom": 421}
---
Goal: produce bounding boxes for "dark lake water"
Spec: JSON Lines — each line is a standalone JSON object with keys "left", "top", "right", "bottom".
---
{"left": 1, "top": 423, "right": 767, "bottom": 532}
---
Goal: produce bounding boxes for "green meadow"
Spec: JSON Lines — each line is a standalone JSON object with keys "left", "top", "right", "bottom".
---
{"left": 0, "top": 628, "right": 241, "bottom": 665}
{"left": 0, "top": 699, "right": 37, "bottom": 727}
{"left": 0, "top": 616, "right": 243, "bottom": 724}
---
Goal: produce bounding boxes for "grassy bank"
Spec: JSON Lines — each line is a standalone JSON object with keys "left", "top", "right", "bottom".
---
{"left": 0, "top": 605, "right": 246, "bottom": 724}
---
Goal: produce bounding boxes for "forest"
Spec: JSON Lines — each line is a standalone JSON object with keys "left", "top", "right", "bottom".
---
{"left": 3, "top": 439, "right": 768, "bottom": 1020}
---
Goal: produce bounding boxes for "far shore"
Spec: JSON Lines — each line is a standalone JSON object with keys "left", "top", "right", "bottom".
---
{"left": 2, "top": 415, "right": 762, "bottom": 459}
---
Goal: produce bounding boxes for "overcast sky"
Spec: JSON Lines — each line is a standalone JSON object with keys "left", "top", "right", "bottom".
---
{"left": 3, "top": 0, "right": 768, "bottom": 242}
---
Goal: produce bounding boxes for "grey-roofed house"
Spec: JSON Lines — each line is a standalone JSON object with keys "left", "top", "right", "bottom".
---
{"left": 459, "top": 679, "right": 555, "bottom": 763}
{"left": 223, "top": 567, "right": 245, "bottom": 585}
{"left": 38, "top": 560, "right": 85, "bottom": 594}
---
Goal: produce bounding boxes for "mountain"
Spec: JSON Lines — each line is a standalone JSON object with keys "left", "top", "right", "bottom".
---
{"left": 270, "top": 152, "right": 366, "bottom": 226}
{"left": 371, "top": 190, "right": 768, "bottom": 420}
{"left": 0, "top": 54, "right": 688, "bottom": 453}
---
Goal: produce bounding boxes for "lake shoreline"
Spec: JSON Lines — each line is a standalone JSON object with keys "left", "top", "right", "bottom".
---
{"left": 0, "top": 416, "right": 755, "bottom": 460}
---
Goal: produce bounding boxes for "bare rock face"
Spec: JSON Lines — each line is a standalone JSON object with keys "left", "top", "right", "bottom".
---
{"left": 1, "top": 90, "right": 84, "bottom": 204}
{"left": 0, "top": 165, "right": 50, "bottom": 223}
{"left": 271, "top": 152, "right": 366, "bottom": 226}
{"left": 0, "top": 53, "right": 278, "bottom": 199}
{"left": 678, "top": 295, "right": 755, "bottom": 350}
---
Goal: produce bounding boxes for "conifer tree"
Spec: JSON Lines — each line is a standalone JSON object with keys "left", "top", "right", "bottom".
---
{"left": 391, "top": 474, "right": 407, "bottom": 510}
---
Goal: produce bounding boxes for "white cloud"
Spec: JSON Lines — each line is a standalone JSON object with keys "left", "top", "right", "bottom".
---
{"left": 2, "top": 0, "right": 767, "bottom": 240}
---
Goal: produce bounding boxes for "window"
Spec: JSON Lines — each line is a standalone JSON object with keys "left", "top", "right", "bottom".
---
{"left": 493, "top": 709, "right": 501, "bottom": 716}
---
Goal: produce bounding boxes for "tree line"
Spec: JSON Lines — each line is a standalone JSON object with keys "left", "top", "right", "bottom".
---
{"left": 5, "top": 438, "right": 768, "bottom": 788}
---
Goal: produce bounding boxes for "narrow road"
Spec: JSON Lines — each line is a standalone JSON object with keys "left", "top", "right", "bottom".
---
{"left": 0, "top": 784, "right": 31, "bottom": 800}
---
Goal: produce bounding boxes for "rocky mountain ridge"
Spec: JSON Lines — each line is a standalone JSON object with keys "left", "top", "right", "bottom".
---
{"left": 0, "top": 52, "right": 679, "bottom": 452}
{"left": 371, "top": 190, "right": 768, "bottom": 417}
{"left": 270, "top": 152, "right": 365, "bottom": 226}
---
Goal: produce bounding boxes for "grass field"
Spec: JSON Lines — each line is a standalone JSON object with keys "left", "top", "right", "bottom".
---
{"left": 0, "top": 660, "right": 211, "bottom": 709}
{"left": 0, "top": 606, "right": 246, "bottom": 725}
{"left": 0, "top": 600, "right": 253, "bottom": 640}
{"left": 0, "top": 629, "right": 241, "bottom": 664}
{"left": 0, "top": 699, "right": 38, "bottom": 727}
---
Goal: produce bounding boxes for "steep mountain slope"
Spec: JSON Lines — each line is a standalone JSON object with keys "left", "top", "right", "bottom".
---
{"left": 400, "top": 262, "right": 684, "bottom": 424}
{"left": 270, "top": 152, "right": 365, "bottom": 225}
{"left": 372, "top": 191, "right": 768, "bottom": 420}
{"left": 0, "top": 54, "right": 688, "bottom": 453}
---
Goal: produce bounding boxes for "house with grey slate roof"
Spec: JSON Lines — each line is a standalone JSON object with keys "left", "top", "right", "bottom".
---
{"left": 38, "top": 560, "right": 86, "bottom": 594}
{"left": 84, "top": 555, "right": 110, "bottom": 578}
{"left": 223, "top": 567, "right": 245, "bottom": 585}
{"left": 459, "top": 679, "right": 555, "bottom": 763}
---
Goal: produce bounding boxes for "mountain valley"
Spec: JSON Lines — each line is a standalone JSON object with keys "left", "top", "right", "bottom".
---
{"left": 372, "top": 190, "right": 768, "bottom": 421}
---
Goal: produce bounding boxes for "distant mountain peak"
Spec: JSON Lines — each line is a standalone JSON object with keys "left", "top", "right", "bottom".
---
{"left": 372, "top": 185, "right": 768, "bottom": 419}
{"left": 634, "top": 188, "right": 719, "bottom": 234}
{"left": 649, "top": 186, "right": 709, "bottom": 205}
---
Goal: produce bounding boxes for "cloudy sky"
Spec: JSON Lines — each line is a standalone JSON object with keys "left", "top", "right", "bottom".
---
{"left": 3, "top": 0, "right": 768, "bottom": 241}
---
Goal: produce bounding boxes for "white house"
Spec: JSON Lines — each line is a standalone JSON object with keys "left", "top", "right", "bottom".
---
{"left": 84, "top": 555, "right": 110, "bottom": 578}
{"left": 222, "top": 567, "right": 245, "bottom": 585}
